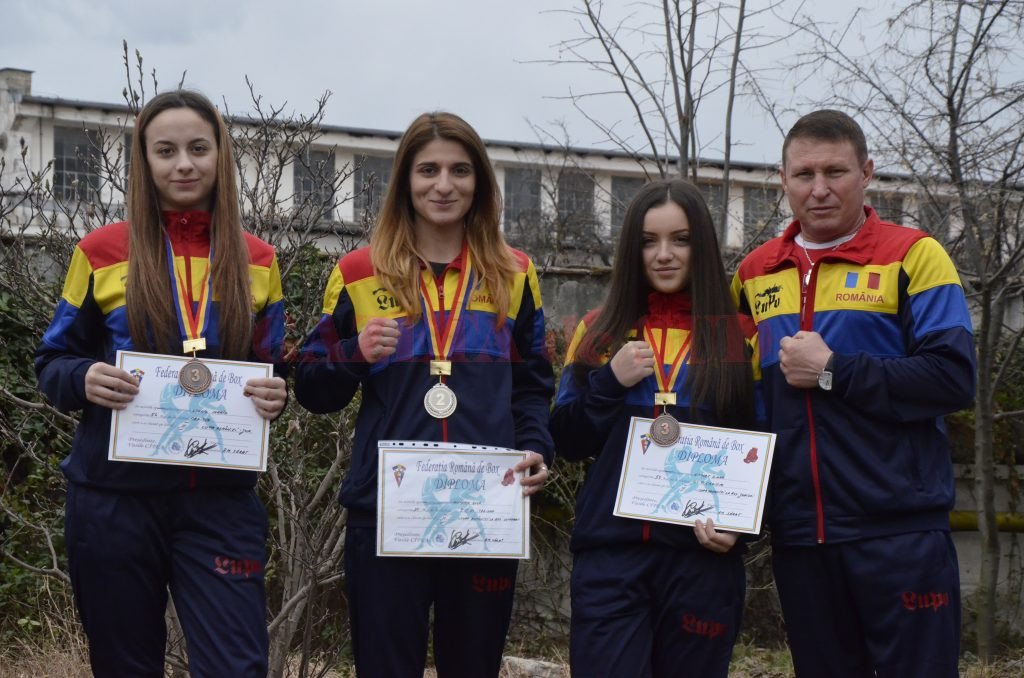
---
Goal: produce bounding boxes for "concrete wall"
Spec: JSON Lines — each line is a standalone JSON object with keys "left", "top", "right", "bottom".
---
{"left": 953, "top": 465, "right": 1024, "bottom": 639}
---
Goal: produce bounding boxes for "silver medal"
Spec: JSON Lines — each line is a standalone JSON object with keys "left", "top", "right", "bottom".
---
{"left": 179, "top": 358, "right": 212, "bottom": 395}
{"left": 424, "top": 382, "right": 457, "bottom": 419}
{"left": 650, "top": 412, "right": 681, "bottom": 447}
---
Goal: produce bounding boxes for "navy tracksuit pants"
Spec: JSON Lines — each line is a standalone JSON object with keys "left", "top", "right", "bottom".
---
{"left": 569, "top": 544, "right": 746, "bottom": 678}
{"left": 344, "top": 525, "right": 519, "bottom": 678}
{"left": 772, "top": 531, "right": 961, "bottom": 678}
{"left": 64, "top": 484, "right": 269, "bottom": 677}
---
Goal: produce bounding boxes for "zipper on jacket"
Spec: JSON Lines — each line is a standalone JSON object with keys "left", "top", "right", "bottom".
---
{"left": 800, "top": 261, "right": 826, "bottom": 544}
{"left": 437, "top": 273, "right": 448, "bottom": 442}
{"left": 183, "top": 240, "right": 195, "bottom": 310}
{"left": 804, "top": 395, "right": 825, "bottom": 543}
{"left": 642, "top": 403, "right": 662, "bottom": 544}
{"left": 172, "top": 217, "right": 197, "bottom": 312}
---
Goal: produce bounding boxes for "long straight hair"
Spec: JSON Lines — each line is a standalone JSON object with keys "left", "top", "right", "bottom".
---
{"left": 369, "top": 112, "right": 518, "bottom": 325}
{"left": 125, "top": 90, "right": 252, "bottom": 359}
{"left": 574, "top": 180, "right": 754, "bottom": 427}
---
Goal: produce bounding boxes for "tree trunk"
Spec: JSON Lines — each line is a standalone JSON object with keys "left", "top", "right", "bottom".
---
{"left": 720, "top": 0, "right": 746, "bottom": 241}
{"left": 973, "top": 285, "right": 1001, "bottom": 660}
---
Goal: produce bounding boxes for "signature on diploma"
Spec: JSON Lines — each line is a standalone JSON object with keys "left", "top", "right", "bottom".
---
{"left": 184, "top": 439, "right": 216, "bottom": 459}
{"left": 448, "top": 530, "right": 479, "bottom": 550}
{"left": 681, "top": 499, "right": 713, "bottom": 518}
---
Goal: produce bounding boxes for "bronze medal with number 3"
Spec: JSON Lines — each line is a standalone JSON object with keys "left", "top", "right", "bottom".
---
{"left": 179, "top": 358, "right": 212, "bottom": 395}
{"left": 650, "top": 412, "right": 681, "bottom": 447}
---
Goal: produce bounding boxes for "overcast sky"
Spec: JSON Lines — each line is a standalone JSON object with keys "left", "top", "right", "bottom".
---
{"left": 2, "top": 1, "right": 892, "bottom": 166}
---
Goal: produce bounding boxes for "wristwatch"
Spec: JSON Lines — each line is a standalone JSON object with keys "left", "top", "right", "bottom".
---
{"left": 818, "top": 353, "right": 835, "bottom": 391}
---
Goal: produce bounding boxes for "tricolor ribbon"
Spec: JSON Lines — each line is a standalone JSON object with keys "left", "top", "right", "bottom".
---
{"left": 164, "top": 234, "right": 214, "bottom": 354}
{"left": 419, "top": 244, "right": 474, "bottom": 367}
{"left": 642, "top": 322, "right": 693, "bottom": 405}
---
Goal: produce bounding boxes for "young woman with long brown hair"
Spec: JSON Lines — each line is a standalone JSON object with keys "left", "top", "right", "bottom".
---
{"left": 551, "top": 179, "right": 760, "bottom": 678}
{"left": 294, "top": 111, "right": 553, "bottom": 678}
{"left": 35, "top": 90, "right": 287, "bottom": 676}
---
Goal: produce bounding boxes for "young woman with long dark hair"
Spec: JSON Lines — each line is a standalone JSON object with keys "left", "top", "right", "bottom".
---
{"left": 294, "top": 112, "right": 553, "bottom": 678}
{"left": 36, "top": 90, "right": 287, "bottom": 676}
{"left": 551, "top": 179, "right": 758, "bottom": 677}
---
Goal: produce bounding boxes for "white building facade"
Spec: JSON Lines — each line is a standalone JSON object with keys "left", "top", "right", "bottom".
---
{"left": 1, "top": 66, "right": 952, "bottom": 258}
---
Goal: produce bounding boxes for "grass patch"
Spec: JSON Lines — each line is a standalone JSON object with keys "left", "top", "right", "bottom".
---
{"left": 3, "top": 641, "right": 1023, "bottom": 677}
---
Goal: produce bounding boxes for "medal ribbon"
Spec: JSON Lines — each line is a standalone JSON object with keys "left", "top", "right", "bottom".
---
{"left": 164, "top": 234, "right": 214, "bottom": 353}
{"left": 419, "top": 245, "right": 474, "bottom": 364}
{"left": 642, "top": 323, "right": 692, "bottom": 399}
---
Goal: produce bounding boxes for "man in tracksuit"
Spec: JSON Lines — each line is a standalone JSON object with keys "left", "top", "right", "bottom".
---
{"left": 732, "top": 110, "right": 975, "bottom": 677}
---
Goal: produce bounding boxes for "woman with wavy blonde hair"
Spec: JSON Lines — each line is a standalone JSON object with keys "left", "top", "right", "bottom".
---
{"left": 370, "top": 111, "right": 519, "bottom": 324}
{"left": 36, "top": 89, "right": 287, "bottom": 676}
{"left": 296, "top": 111, "right": 554, "bottom": 678}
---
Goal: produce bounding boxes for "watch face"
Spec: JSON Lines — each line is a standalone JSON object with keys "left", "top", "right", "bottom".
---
{"left": 818, "top": 371, "right": 833, "bottom": 391}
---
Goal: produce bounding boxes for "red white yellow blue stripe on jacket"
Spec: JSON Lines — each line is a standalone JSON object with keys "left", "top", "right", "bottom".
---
{"left": 735, "top": 238, "right": 969, "bottom": 368}
{"left": 35, "top": 212, "right": 286, "bottom": 491}
{"left": 293, "top": 246, "right": 554, "bottom": 526}
{"left": 730, "top": 208, "right": 975, "bottom": 545}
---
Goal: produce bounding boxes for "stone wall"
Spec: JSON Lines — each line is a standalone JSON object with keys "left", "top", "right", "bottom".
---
{"left": 536, "top": 268, "right": 610, "bottom": 344}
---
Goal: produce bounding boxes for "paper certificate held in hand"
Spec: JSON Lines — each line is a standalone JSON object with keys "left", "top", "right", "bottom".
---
{"left": 376, "top": 441, "right": 530, "bottom": 559}
{"left": 107, "top": 350, "right": 273, "bottom": 471}
{"left": 614, "top": 418, "right": 777, "bottom": 534}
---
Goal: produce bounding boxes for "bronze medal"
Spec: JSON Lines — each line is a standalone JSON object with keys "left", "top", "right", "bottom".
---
{"left": 165, "top": 227, "right": 214, "bottom": 396}
{"left": 424, "top": 382, "right": 457, "bottom": 419}
{"left": 179, "top": 358, "right": 212, "bottom": 395}
{"left": 642, "top": 323, "right": 692, "bottom": 448}
{"left": 650, "top": 412, "right": 681, "bottom": 447}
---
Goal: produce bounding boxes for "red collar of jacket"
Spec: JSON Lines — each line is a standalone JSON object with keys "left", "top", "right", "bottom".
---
{"left": 761, "top": 206, "right": 881, "bottom": 272}
{"left": 163, "top": 210, "right": 212, "bottom": 245}
{"left": 645, "top": 291, "right": 693, "bottom": 330}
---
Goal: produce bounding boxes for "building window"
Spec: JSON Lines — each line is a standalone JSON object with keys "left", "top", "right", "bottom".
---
{"left": 503, "top": 168, "right": 541, "bottom": 235}
{"left": 294, "top": 148, "right": 336, "bottom": 222}
{"left": 557, "top": 170, "right": 595, "bottom": 228}
{"left": 698, "top": 182, "right": 727, "bottom": 243}
{"left": 610, "top": 176, "right": 645, "bottom": 237}
{"left": 743, "top": 186, "right": 781, "bottom": 247}
{"left": 353, "top": 155, "right": 394, "bottom": 218}
{"left": 918, "top": 195, "right": 954, "bottom": 240}
{"left": 869, "top": 193, "right": 904, "bottom": 223}
{"left": 53, "top": 127, "right": 100, "bottom": 202}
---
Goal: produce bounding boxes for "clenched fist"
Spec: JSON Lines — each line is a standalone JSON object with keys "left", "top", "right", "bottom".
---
{"left": 778, "top": 331, "right": 833, "bottom": 389}
{"left": 358, "top": 317, "right": 400, "bottom": 364}
{"left": 610, "top": 340, "right": 655, "bottom": 388}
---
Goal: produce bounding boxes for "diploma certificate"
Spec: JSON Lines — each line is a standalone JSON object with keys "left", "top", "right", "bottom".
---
{"left": 108, "top": 351, "right": 272, "bottom": 471}
{"left": 614, "top": 418, "right": 776, "bottom": 534}
{"left": 376, "top": 441, "right": 530, "bottom": 559}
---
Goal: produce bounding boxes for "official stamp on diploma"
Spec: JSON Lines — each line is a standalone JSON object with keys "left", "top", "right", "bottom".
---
{"left": 614, "top": 418, "right": 776, "bottom": 534}
{"left": 107, "top": 350, "right": 272, "bottom": 471}
{"left": 376, "top": 441, "right": 531, "bottom": 559}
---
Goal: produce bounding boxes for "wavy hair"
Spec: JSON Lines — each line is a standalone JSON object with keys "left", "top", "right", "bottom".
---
{"left": 573, "top": 179, "right": 754, "bottom": 427}
{"left": 369, "top": 112, "right": 518, "bottom": 325}
{"left": 125, "top": 90, "right": 252, "bottom": 359}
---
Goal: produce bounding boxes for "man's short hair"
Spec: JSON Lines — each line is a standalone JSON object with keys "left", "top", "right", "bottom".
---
{"left": 783, "top": 110, "right": 869, "bottom": 167}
